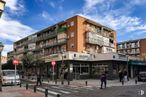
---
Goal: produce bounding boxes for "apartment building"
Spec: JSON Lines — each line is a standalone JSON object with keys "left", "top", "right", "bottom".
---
{"left": 117, "top": 38, "right": 146, "bottom": 58}
{"left": 1, "top": 56, "right": 7, "bottom": 64}
{"left": 9, "top": 15, "right": 128, "bottom": 79}
{"left": 117, "top": 39, "right": 146, "bottom": 78}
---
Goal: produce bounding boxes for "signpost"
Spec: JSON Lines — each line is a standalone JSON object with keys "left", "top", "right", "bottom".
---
{"left": 13, "top": 59, "right": 19, "bottom": 85}
{"left": 51, "top": 61, "right": 56, "bottom": 81}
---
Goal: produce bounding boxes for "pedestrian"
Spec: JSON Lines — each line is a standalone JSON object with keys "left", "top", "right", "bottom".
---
{"left": 100, "top": 73, "right": 107, "bottom": 89}
{"left": 119, "top": 70, "right": 123, "bottom": 82}
{"left": 36, "top": 73, "right": 42, "bottom": 86}
{"left": 123, "top": 70, "right": 128, "bottom": 81}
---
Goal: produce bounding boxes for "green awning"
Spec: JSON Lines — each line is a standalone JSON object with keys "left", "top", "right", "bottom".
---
{"left": 129, "top": 60, "right": 146, "bottom": 66}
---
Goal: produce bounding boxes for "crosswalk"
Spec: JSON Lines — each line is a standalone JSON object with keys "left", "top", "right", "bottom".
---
{"left": 35, "top": 85, "right": 95, "bottom": 97}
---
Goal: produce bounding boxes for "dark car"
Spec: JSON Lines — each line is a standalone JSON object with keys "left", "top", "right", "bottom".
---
{"left": 138, "top": 72, "right": 146, "bottom": 81}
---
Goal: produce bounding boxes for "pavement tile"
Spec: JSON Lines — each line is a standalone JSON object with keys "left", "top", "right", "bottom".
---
{"left": 0, "top": 86, "right": 44, "bottom": 97}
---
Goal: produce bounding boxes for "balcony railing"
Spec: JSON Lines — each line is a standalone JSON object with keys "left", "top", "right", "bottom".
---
{"left": 86, "top": 38, "right": 103, "bottom": 46}
{"left": 57, "top": 27, "right": 67, "bottom": 33}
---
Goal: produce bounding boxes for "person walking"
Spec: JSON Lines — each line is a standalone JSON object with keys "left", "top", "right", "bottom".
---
{"left": 100, "top": 73, "right": 107, "bottom": 89}
{"left": 36, "top": 73, "right": 42, "bottom": 86}
{"left": 123, "top": 70, "right": 128, "bottom": 82}
{"left": 119, "top": 70, "right": 123, "bottom": 82}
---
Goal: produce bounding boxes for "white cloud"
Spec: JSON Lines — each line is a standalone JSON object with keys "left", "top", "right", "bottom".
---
{"left": 2, "top": 44, "right": 13, "bottom": 56}
{"left": 49, "top": 2, "right": 55, "bottom": 8}
{"left": 41, "top": 11, "right": 54, "bottom": 22}
{"left": 84, "top": 0, "right": 105, "bottom": 9}
{"left": 131, "top": 0, "right": 146, "bottom": 5}
{"left": 0, "top": 14, "right": 36, "bottom": 56}
{"left": 81, "top": 0, "right": 146, "bottom": 40}
{"left": 4, "top": 0, "right": 24, "bottom": 11}
{"left": 0, "top": 14, "right": 36, "bottom": 41}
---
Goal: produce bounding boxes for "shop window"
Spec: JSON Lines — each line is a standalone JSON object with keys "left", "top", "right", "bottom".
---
{"left": 74, "top": 54, "right": 76, "bottom": 57}
{"left": 70, "top": 43, "right": 74, "bottom": 48}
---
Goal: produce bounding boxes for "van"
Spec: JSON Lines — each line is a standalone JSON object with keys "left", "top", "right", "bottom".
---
{"left": 2, "top": 70, "right": 20, "bottom": 85}
{"left": 138, "top": 72, "right": 146, "bottom": 81}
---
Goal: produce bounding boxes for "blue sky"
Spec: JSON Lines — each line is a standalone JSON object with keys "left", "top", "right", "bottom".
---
{"left": 1, "top": 0, "right": 146, "bottom": 56}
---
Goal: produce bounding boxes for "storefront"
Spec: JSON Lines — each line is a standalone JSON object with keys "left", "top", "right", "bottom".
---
{"left": 129, "top": 60, "right": 146, "bottom": 78}
{"left": 45, "top": 52, "right": 128, "bottom": 80}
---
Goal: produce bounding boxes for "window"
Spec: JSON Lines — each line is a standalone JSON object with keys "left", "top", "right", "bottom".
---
{"left": 70, "top": 21, "right": 74, "bottom": 26}
{"left": 70, "top": 43, "right": 74, "bottom": 48}
{"left": 71, "top": 32, "right": 74, "bottom": 37}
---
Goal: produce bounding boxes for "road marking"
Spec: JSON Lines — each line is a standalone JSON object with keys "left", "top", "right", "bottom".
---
{"left": 37, "top": 88, "right": 45, "bottom": 92}
{"left": 37, "top": 88, "right": 60, "bottom": 95}
{"left": 59, "top": 90, "right": 70, "bottom": 94}
{"left": 51, "top": 86, "right": 78, "bottom": 93}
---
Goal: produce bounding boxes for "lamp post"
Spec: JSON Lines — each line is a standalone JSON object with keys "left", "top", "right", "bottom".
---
{"left": 0, "top": 42, "right": 4, "bottom": 92}
{"left": 0, "top": 0, "right": 6, "bottom": 17}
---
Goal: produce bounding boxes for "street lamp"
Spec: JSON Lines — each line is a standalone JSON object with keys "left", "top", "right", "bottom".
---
{"left": 0, "top": 0, "right": 6, "bottom": 17}
{"left": 0, "top": 42, "right": 4, "bottom": 91}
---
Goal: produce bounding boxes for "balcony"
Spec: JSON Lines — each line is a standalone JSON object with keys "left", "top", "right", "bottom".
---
{"left": 44, "top": 38, "right": 67, "bottom": 49}
{"left": 37, "top": 32, "right": 57, "bottom": 42}
{"left": 32, "top": 38, "right": 67, "bottom": 51}
{"left": 86, "top": 38, "right": 103, "bottom": 46}
{"left": 57, "top": 27, "right": 67, "bottom": 33}
{"left": 86, "top": 32, "right": 103, "bottom": 46}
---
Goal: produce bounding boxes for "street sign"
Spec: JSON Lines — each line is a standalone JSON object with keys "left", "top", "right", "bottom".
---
{"left": 51, "top": 61, "right": 56, "bottom": 66}
{"left": 13, "top": 59, "right": 19, "bottom": 65}
{"left": 12, "top": 59, "right": 19, "bottom": 86}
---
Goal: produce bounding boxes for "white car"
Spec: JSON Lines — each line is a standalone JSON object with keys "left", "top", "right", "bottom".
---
{"left": 2, "top": 70, "right": 20, "bottom": 85}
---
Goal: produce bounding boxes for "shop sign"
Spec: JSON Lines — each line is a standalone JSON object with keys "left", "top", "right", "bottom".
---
{"left": 73, "top": 53, "right": 90, "bottom": 60}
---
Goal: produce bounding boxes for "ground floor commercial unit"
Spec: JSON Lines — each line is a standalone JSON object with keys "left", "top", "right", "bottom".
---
{"left": 128, "top": 60, "right": 146, "bottom": 78}
{"left": 27, "top": 52, "right": 128, "bottom": 80}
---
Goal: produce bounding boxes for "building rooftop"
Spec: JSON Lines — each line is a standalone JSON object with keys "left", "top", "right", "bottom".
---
{"left": 14, "top": 15, "right": 115, "bottom": 44}
{"left": 117, "top": 38, "right": 146, "bottom": 44}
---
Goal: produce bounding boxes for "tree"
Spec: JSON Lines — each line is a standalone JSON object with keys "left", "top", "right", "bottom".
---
{"left": 34, "top": 56, "right": 45, "bottom": 75}
{"left": 21, "top": 54, "right": 35, "bottom": 76}
{"left": 21, "top": 54, "right": 35, "bottom": 68}
{"left": 2, "top": 59, "right": 14, "bottom": 69}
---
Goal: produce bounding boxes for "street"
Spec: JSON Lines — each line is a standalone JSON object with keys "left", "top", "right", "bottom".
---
{"left": 1, "top": 82, "right": 146, "bottom": 97}
{"left": 1, "top": 79, "right": 144, "bottom": 97}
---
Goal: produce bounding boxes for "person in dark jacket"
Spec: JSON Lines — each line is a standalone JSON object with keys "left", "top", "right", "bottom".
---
{"left": 100, "top": 73, "right": 107, "bottom": 89}
{"left": 119, "top": 70, "right": 123, "bottom": 82}
{"left": 36, "top": 74, "right": 42, "bottom": 86}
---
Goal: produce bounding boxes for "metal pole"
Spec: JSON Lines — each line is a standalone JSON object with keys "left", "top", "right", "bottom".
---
{"left": 0, "top": 52, "right": 2, "bottom": 91}
{"left": 127, "top": 55, "right": 129, "bottom": 81}
{"left": 52, "top": 65, "right": 54, "bottom": 81}
{"left": 45, "top": 88, "right": 48, "bottom": 97}
{"left": 15, "top": 64, "right": 17, "bottom": 85}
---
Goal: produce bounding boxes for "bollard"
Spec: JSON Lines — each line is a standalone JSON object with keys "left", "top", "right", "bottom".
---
{"left": 34, "top": 85, "right": 36, "bottom": 93}
{"left": 20, "top": 82, "right": 22, "bottom": 87}
{"left": 85, "top": 81, "right": 88, "bottom": 86}
{"left": 68, "top": 81, "right": 70, "bottom": 85}
{"left": 122, "top": 80, "right": 124, "bottom": 86}
{"left": 45, "top": 88, "right": 48, "bottom": 97}
{"left": 55, "top": 80, "right": 57, "bottom": 84}
{"left": 135, "top": 79, "right": 137, "bottom": 84}
{"left": 26, "top": 83, "right": 28, "bottom": 90}
{"left": 0, "top": 82, "right": 2, "bottom": 92}
{"left": 57, "top": 94, "right": 60, "bottom": 97}
{"left": 61, "top": 81, "right": 64, "bottom": 85}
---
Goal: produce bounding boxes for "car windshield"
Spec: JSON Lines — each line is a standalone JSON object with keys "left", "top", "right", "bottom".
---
{"left": 2, "top": 70, "right": 18, "bottom": 76}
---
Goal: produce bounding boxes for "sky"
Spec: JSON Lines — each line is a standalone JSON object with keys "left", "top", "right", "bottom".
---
{"left": 1, "top": 0, "right": 146, "bottom": 56}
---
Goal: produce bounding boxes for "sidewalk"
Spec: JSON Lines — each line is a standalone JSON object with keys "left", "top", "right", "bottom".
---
{"left": 42, "top": 79, "right": 146, "bottom": 88}
{"left": 0, "top": 86, "right": 44, "bottom": 97}
{"left": 22, "top": 77, "right": 146, "bottom": 88}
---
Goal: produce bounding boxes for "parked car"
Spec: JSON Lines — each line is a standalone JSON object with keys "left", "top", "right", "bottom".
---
{"left": 138, "top": 72, "right": 146, "bottom": 81}
{"left": 2, "top": 70, "right": 20, "bottom": 85}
